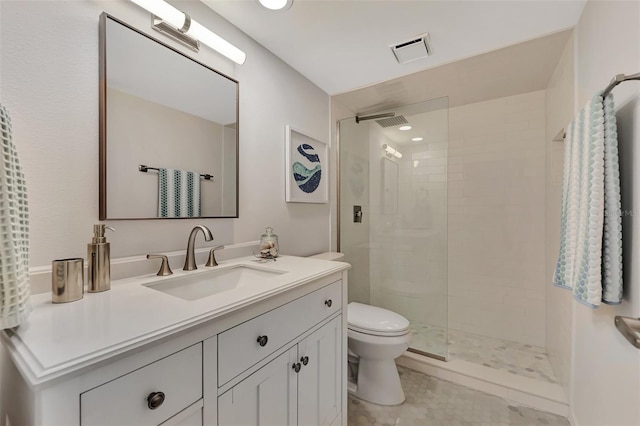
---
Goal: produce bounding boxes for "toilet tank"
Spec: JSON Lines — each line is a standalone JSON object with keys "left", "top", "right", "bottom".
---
{"left": 307, "top": 252, "right": 345, "bottom": 261}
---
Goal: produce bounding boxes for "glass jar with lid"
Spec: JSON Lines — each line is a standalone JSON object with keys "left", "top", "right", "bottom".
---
{"left": 259, "top": 227, "right": 279, "bottom": 259}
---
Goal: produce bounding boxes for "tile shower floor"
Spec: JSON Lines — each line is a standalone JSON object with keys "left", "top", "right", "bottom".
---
{"left": 410, "top": 324, "right": 558, "bottom": 384}
{"left": 348, "top": 367, "right": 568, "bottom": 426}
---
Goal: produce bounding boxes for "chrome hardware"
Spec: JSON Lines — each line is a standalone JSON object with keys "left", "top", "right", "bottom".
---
{"left": 147, "top": 254, "right": 173, "bottom": 276}
{"left": 139, "top": 164, "right": 213, "bottom": 181}
{"left": 301, "top": 356, "right": 309, "bottom": 366}
{"left": 51, "top": 258, "right": 84, "bottom": 303}
{"left": 353, "top": 206, "right": 363, "bottom": 223}
{"left": 257, "top": 335, "right": 269, "bottom": 347}
{"left": 151, "top": 14, "right": 200, "bottom": 52}
{"left": 147, "top": 391, "right": 165, "bottom": 410}
{"left": 205, "top": 245, "right": 225, "bottom": 267}
{"left": 355, "top": 112, "right": 395, "bottom": 124}
{"left": 615, "top": 316, "right": 640, "bottom": 349}
{"left": 325, "top": 299, "right": 333, "bottom": 308}
{"left": 292, "top": 362, "right": 301, "bottom": 373}
{"left": 87, "top": 225, "right": 115, "bottom": 293}
{"left": 602, "top": 72, "right": 640, "bottom": 98}
{"left": 183, "top": 225, "right": 214, "bottom": 271}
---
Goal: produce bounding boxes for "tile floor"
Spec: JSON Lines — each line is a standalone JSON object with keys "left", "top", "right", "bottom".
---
{"left": 410, "top": 324, "right": 558, "bottom": 383}
{"left": 348, "top": 367, "right": 569, "bottom": 426}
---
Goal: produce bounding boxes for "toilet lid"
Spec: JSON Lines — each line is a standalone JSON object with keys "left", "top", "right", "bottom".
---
{"left": 348, "top": 302, "right": 410, "bottom": 336}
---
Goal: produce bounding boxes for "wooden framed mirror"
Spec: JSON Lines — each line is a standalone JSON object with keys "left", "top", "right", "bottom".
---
{"left": 99, "top": 13, "right": 239, "bottom": 219}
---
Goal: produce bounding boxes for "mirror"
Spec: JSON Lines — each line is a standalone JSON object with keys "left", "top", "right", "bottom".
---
{"left": 99, "top": 13, "right": 238, "bottom": 219}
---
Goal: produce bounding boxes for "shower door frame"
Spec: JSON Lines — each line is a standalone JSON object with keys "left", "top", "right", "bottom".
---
{"left": 335, "top": 110, "right": 449, "bottom": 362}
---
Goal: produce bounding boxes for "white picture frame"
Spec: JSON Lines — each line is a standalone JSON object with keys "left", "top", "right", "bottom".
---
{"left": 285, "top": 125, "right": 329, "bottom": 203}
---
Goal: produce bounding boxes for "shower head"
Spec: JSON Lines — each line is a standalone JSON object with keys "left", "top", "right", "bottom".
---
{"left": 356, "top": 112, "right": 394, "bottom": 124}
{"left": 375, "top": 115, "right": 409, "bottom": 128}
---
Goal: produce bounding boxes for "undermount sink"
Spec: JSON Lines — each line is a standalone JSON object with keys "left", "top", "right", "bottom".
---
{"left": 143, "top": 265, "right": 285, "bottom": 301}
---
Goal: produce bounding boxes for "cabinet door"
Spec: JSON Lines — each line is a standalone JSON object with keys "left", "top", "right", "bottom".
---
{"left": 218, "top": 347, "right": 297, "bottom": 426}
{"left": 298, "top": 316, "right": 342, "bottom": 426}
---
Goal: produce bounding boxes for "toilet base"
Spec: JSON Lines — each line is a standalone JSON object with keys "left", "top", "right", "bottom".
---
{"left": 350, "top": 358, "right": 405, "bottom": 406}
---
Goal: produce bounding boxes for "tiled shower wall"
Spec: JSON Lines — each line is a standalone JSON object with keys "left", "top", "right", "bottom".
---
{"left": 448, "top": 91, "right": 547, "bottom": 347}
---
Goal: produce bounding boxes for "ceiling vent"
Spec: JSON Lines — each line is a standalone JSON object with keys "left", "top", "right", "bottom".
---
{"left": 391, "top": 33, "right": 432, "bottom": 64}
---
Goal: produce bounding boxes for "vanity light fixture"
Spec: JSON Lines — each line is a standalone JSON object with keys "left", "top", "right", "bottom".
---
{"left": 257, "top": 0, "right": 294, "bottom": 11}
{"left": 412, "top": 137, "right": 423, "bottom": 142}
{"left": 383, "top": 144, "right": 403, "bottom": 159}
{"left": 129, "top": 0, "right": 247, "bottom": 64}
{"left": 398, "top": 125, "right": 412, "bottom": 131}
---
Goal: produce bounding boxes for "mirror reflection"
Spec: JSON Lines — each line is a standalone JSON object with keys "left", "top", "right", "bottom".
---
{"left": 99, "top": 14, "right": 238, "bottom": 219}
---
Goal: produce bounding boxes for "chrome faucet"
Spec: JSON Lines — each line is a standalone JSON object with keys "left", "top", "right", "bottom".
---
{"left": 183, "top": 225, "right": 214, "bottom": 271}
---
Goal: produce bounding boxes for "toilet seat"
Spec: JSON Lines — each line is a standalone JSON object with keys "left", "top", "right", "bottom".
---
{"left": 348, "top": 324, "right": 409, "bottom": 337}
{"left": 347, "top": 302, "right": 410, "bottom": 337}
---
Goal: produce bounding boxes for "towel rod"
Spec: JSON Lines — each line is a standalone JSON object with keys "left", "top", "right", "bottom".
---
{"left": 602, "top": 72, "right": 640, "bottom": 98}
{"left": 560, "top": 72, "right": 640, "bottom": 140}
{"left": 138, "top": 164, "right": 214, "bottom": 181}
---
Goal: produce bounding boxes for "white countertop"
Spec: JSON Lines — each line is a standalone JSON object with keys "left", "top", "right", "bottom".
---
{"left": 2, "top": 255, "right": 349, "bottom": 386}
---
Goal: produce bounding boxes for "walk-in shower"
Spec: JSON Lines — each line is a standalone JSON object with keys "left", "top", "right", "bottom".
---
{"left": 338, "top": 96, "right": 450, "bottom": 360}
{"left": 338, "top": 92, "right": 559, "bottom": 386}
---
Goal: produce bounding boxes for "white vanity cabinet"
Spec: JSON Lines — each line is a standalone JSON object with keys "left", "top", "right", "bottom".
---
{"left": 218, "top": 316, "right": 342, "bottom": 426}
{"left": 218, "top": 347, "right": 298, "bottom": 425}
{"left": 297, "top": 316, "right": 342, "bottom": 426}
{"left": 1, "top": 259, "right": 348, "bottom": 426}
{"left": 80, "top": 343, "right": 204, "bottom": 426}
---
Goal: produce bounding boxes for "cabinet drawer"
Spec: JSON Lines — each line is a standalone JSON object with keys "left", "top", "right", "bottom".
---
{"left": 218, "top": 280, "right": 342, "bottom": 386}
{"left": 160, "top": 400, "right": 203, "bottom": 426}
{"left": 81, "top": 343, "right": 202, "bottom": 426}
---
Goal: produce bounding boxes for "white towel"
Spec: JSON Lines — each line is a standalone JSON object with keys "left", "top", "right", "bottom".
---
{"left": 0, "top": 104, "right": 31, "bottom": 329}
{"left": 553, "top": 93, "right": 623, "bottom": 307}
{"left": 601, "top": 94, "right": 623, "bottom": 304}
{"left": 158, "top": 168, "right": 201, "bottom": 218}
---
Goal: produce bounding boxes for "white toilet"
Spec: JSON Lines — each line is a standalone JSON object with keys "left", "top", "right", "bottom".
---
{"left": 307, "top": 252, "right": 412, "bottom": 406}
{"left": 347, "top": 302, "right": 411, "bottom": 405}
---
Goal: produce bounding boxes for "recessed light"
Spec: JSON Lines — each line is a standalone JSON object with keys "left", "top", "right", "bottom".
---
{"left": 412, "top": 137, "right": 423, "bottom": 142}
{"left": 257, "top": 0, "right": 294, "bottom": 11}
{"left": 399, "top": 125, "right": 412, "bottom": 131}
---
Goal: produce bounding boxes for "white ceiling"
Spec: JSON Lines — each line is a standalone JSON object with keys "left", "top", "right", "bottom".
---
{"left": 203, "top": 0, "right": 586, "bottom": 95}
{"left": 334, "top": 29, "right": 572, "bottom": 115}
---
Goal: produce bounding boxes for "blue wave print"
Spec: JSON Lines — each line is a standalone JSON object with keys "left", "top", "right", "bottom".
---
{"left": 292, "top": 162, "right": 321, "bottom": 193}
{"left": 297, "top": 144, "right": 320, "bottom": 163}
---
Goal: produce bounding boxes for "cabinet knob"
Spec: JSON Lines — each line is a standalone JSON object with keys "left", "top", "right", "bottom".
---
{"left": 147, "top": 391, "right": 165, "bottom": 410}
{"left": 292, "top": 362, "right": 302, "bottom": 373}
{"left": 301, "top": 356, "right": 309, "bottom": 366}
{"left": 257, "top": 335, "right": 269, "bottom": 347}
{"left": 325, "top": 299, "right": 333, "bottom": 308}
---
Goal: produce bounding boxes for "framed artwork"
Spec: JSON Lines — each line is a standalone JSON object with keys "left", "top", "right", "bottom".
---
{"left": 285, "top": 125, "right": 328, "bottom": 203}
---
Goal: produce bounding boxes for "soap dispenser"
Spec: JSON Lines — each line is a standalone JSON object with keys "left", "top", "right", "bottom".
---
{"left": 87, "top": 224, "right": 115, "bottom": 293}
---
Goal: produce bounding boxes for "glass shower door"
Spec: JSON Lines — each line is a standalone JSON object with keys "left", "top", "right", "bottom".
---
{"left": 338, "top": 96, "right": 449, "bottom": 359}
